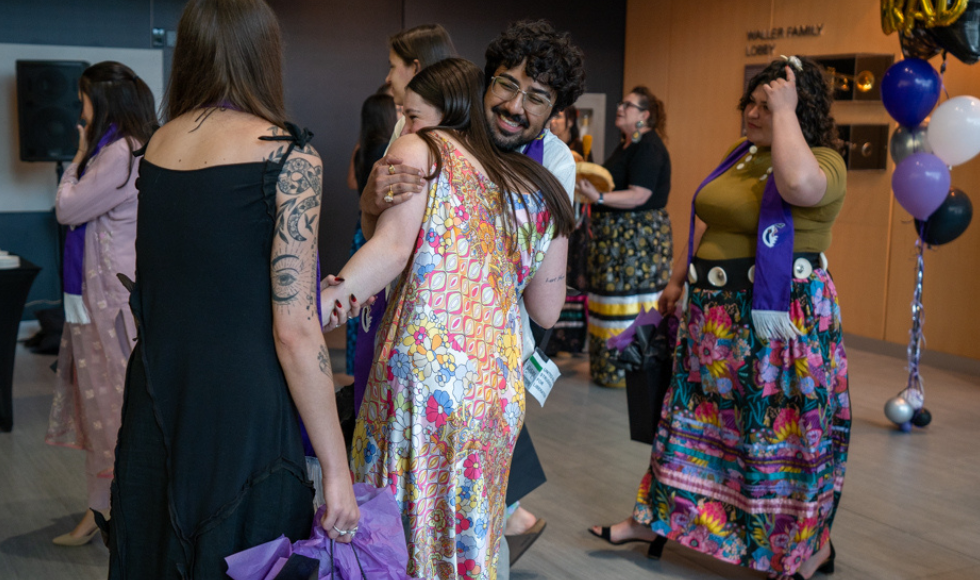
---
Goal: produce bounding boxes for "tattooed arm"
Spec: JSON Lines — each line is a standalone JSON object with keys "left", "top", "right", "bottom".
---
{"left": 522, "top": 236, "right": 569, "bottom": 328}
{"left": 269, "top": 145, "right": 359, "bottom": 542}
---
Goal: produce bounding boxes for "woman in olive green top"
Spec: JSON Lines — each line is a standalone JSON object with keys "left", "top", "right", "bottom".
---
{"left": 589, "top": 57, "right": 850, "bottom": 580}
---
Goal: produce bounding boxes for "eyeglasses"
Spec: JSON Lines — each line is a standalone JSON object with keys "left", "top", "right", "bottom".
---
{"left": 490, "top": 76, "right": 554, "bottom": 116}
{"left": 617, "top": 101, "right": 647, "bottom": 112}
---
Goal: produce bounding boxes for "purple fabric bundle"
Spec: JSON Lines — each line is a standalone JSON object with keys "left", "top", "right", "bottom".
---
{"left": 225, "top": 484, "right": 409, "bottom": 580}
{"left": 606, "top": 307, "right": 663, "bottom": 352}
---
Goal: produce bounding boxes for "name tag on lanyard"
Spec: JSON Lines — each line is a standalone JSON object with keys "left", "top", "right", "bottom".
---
{"left": 524, "top": 348, "right": 560, "bottom": 407}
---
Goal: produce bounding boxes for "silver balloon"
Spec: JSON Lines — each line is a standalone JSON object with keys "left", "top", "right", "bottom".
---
{"left": 890, "top": 125, "right": 932, "bottom": 165}
{"left": 884, "top": 396, "right": 915, "bottom": 425}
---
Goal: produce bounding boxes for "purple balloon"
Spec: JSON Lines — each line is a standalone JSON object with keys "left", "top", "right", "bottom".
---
{"left": 892, "top": 153, "right": 951, "bottom": 220}
{"left": 881, "top": 59, "right": 942, "bottom": 127}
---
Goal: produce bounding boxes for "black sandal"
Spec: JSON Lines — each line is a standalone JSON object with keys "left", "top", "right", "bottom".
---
{"left": 588, "top": 526, "right": 668, "bottom": 559}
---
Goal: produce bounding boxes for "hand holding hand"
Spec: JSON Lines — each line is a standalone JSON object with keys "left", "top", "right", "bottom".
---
{"left": 360, "top": 154, "right": 425, "bottom": 217}
{"left": 763, "top": 66, "right": 799, "bottom": 115}
{"left": 319, "top": 278, "right": 349, "bottom": 332}
{"left": 319, "top": 275, "right": 376, "bottom": 331}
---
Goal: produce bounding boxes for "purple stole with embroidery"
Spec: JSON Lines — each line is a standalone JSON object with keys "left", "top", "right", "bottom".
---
{"left": 687, "top": 140, "right": 800, "bottom": 341}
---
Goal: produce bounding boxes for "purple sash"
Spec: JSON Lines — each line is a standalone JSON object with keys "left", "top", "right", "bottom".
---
{"left": 687, "top": 140, "right": 799, "bottom": 341}
{"left": 522, "top": 130, "right": 546, "bottom": 165}
{"left": 63, "top": 125, "right": 119, "bottom": 324}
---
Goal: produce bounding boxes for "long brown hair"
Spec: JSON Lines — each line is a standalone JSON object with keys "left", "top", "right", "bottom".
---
{"left": 78, "top": 61, "right": 157, "bottom": 182}
{"left": 389, "top": 24, "right": 457, "bottom": 71}
{"left": 165, "top": 0, "right": 286, "bottom": 127}
{"left": 629, "top": 86, "right": 666, "bottom": 142}
{"left": 407, "top": 58, "right": 574, "bottom": 238}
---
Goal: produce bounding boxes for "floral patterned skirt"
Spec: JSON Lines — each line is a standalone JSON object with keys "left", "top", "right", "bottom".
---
{"left": 587, "top": 208, "right": 672, "bottom": 387}
{"left": 634, "top": 268, "right": 850, "bottom": 577}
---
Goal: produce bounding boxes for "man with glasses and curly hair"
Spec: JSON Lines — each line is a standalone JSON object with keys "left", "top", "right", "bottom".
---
{"left": 478, "top": 19, "right": 585, "bottom": 570}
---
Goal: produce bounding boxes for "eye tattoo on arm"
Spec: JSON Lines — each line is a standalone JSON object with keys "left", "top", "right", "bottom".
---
{"left": 271, "top": 253, "right": 303, "bottom": 305}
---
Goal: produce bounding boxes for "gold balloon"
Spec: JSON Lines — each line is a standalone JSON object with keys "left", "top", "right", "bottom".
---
{"left": 856, "top": 70, "right": 876, "bottom": 92}
{"left": 881, "top": 0, "right": 968, "bottom": 35}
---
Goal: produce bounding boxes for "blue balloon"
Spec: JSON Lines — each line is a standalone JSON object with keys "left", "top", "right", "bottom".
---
{"left": 881, "top": 59, "right": 942, "bottom": 127}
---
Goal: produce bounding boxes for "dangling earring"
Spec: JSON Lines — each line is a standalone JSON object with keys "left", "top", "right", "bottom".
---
{"left": 631, "top": 120, "right": 644, "bottom": 143}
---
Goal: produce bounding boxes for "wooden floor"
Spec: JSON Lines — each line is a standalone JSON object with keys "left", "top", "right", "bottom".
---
{"left": 2, "top": 323, "right": 979, "bottom": 579}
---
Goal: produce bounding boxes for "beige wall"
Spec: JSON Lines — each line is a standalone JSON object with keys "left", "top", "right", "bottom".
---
{"left": 625, "top": 0, "right": 980, "bottom": 359}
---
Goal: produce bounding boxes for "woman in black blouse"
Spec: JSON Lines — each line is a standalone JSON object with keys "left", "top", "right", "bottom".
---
{"left": 576, "top": 86, "right": 672, "bottom": 387}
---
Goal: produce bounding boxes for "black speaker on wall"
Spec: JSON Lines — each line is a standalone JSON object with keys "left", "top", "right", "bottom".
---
{"left": 16, "top": 60, "right": 89, "bottom": 162}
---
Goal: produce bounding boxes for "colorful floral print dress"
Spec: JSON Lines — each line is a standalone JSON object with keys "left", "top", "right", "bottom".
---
{"left": 634, "top": 270, "right": 850, "bottom": 577}
{"left": 351, "top": 136, "right": 555, "bottom": 579}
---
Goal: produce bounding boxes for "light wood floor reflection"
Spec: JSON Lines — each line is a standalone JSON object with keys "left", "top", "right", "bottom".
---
{"left": 2, "top": 324, "right": 978, "bottom": 579}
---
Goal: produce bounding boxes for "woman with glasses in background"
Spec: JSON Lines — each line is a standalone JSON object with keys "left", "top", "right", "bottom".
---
{"left": 576, "top": 87, "right": 673, "bottom": 387}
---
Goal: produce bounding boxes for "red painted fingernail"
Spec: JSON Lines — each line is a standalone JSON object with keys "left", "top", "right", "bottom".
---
{"left": 335, "top": 277, "right": 345, "bottom": 282}
{"left": 351, "top": 294, "right": 358, "bottom": 303}
{"left": 335, "top": 300, "right": 343, "bottom": 308}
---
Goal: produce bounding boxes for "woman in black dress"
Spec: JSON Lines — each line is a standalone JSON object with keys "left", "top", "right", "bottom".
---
{"left": 107, "top": 1, "right": 358, "bottom": 577}
{"left": 576, "top": 87, "right": 672, "bottom": 387}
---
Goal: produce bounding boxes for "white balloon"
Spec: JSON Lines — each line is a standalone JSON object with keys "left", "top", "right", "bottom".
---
{"left": 927, "top": 96, "right": 980, "bottom": 167}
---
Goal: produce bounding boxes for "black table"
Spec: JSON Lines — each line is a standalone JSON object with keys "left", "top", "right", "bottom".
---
{"left": 0, "top": 258, "right": 41, "bottom": 432}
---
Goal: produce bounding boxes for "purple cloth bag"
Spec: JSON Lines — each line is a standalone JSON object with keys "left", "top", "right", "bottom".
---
{"left": 606, "top": 307, "right": 664, "bottom": 352}
{"left": 225, "top": 483, "right": 409, "bottom": 580}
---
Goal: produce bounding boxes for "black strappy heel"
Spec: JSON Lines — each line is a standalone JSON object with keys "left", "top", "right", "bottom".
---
{"left": 647, "top": 535, "right": 668, "bottom": 560}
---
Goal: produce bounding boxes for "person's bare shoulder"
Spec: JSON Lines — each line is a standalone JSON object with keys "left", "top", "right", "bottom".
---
{"left": 387, "top": 132, "right": 433, "bottom": 171}
{"left": 146, "top": 112, "right": 303, "bottom": 168}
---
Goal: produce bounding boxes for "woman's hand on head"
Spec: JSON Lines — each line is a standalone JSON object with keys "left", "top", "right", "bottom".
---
{"left": 763, "top": 66, "right": 799, "bottom": 116}
{"left": 359, "top": 154, "right": 425, "bottom": 217}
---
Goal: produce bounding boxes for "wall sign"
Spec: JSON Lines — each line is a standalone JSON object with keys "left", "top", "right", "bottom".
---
{"left": 746, "top": 23, "right": 824, "bottom": 57}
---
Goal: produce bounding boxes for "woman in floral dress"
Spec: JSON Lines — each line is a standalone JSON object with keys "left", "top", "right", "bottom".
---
{"left": 321, "top": 58, "right": 572, "bottom": 579}
{"left": 589, "top": 57, "right": 849, "bottom": 580}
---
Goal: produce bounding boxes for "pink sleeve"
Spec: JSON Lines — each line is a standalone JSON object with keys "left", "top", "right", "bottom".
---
{"left": 55, "top": 139, "right": 139, "bottom": 226}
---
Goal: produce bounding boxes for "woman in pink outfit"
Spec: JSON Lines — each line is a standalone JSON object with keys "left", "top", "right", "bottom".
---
{"left": 46, "top": 61, "right": 157, "bottom": 546}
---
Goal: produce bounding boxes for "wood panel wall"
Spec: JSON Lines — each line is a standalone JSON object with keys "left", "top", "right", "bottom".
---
{"left": 625, "top": 0, "right": 980, "bottom": 360}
